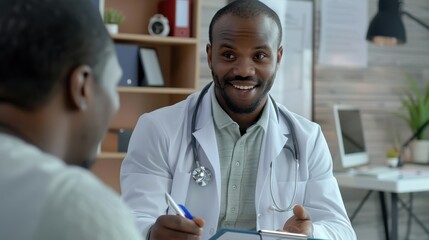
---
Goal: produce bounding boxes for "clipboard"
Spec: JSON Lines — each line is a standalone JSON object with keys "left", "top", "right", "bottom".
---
{"left": 209, "top": 228, "right": 259, "bottom": 240}
{"left": 209, "top": 228, "right": 321, "bottom": 240}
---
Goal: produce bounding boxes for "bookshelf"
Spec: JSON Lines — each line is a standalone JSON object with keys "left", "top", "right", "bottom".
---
{"left": 92, "top": 0, "right": 201, "bottom": 192}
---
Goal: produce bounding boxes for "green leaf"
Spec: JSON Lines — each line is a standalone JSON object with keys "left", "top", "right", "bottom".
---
{"left": 104, "top": 8, "right": 125, "bottom": 24}
{"left": 397, "top": 75, "right": 429, "bottom": 140}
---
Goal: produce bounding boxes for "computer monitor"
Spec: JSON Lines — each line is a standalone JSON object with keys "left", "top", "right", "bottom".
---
{"left": 333, "top": 105, "right": 369, "bottom": 168}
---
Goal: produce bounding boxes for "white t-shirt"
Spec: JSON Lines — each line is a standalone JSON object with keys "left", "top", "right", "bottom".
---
{"left": 0, "top": 133, "right": 142, "bottom": 240}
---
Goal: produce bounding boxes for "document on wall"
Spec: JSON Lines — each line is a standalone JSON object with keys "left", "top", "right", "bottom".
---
{"left": 318, "top": 0, "right": 368, "bottom": 67}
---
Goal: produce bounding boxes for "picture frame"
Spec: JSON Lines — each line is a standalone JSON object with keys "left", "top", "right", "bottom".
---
{"left": 139, "top": 48, "right": 165, "bottom": 86}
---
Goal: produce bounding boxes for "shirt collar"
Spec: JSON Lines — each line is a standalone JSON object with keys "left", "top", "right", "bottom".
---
{"left": 211, "top": 87, "right": 236, "bottom": 129}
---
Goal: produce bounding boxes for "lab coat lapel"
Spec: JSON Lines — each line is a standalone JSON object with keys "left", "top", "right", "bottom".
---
{"left": 191, "top": 85, "right": 221, "bottom": 200}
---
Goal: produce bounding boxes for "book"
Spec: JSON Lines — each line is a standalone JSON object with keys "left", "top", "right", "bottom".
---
{"left": 139, "top": 48, "right": 165, "bottom": 86}
{"left": 209, "top": 228, "right": 320, "bottom": 240}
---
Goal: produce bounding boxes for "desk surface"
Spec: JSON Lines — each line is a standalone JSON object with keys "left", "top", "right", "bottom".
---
{"left": 335, "top": 164, "right": 429, "bottom": 193}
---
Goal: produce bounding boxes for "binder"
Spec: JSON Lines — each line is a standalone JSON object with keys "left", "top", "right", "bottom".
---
{"left": 114, "top": 43, "right": 141, "bottom": 86}
{"left": 139, "top": 48, "right": 165, "bottom": 86}
{"left": 103, "top": 129, "right": 133, "bottom": 153}
{"left": 159, "top": 0, "right": 191, "bottom": 37}
{"left": 118, "top": 129, "right": 133, "bottom": 152}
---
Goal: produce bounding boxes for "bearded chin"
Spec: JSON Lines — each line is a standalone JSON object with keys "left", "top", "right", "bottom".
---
{"left": 211, "top": 70, "right": 275, "bottom": 114}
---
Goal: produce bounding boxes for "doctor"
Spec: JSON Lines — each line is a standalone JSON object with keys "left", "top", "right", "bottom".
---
{"left": 121, "top": 1, "right": 356, "bottom": 240}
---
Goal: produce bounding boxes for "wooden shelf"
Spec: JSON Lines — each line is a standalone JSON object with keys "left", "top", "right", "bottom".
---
{"left": 112, "top": 33, "right": 198, "bottom": 45}
{"left": 118, "top": 87, "right": 196, "bottom": 94}
{"left": 96, "top": 0, "right": 202, "bottom": 193}
{"left": 97, "top": 152, "right": 126, "bottom": 160}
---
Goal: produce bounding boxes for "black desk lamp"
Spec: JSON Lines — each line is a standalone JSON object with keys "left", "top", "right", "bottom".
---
{"left": 367, "top": 0, "right": 429, "bottom": 46}
{"left": 397, "top": 118, "right": 429, "bottom": 167}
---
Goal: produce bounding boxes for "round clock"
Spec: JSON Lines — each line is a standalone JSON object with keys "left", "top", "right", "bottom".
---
{"left": 148, "top": 14, "right": 170, "bottom": 36}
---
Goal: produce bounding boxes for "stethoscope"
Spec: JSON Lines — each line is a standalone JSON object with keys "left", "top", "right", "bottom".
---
{"left": 191, "top": 82, "right": 300, "bottom": 212}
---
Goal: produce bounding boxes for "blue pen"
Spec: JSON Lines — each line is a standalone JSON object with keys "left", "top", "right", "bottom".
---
{"left": 179, "top": 204, "right": 194, "bottom": 220}
{"left": 165, "top": 192, "right": 193, "bottom": 220}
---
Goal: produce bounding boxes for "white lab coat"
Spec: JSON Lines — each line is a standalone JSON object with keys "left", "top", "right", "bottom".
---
{"left": 120, "top": 84, "right": 356, "bottom": 240}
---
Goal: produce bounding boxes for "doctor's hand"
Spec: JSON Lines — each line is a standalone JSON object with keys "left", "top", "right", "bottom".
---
{"left": 281, "top": 205, "right": 313, "bottom": 236}
{"left": 149, "top": 215, "right": 205, "bottom": 240}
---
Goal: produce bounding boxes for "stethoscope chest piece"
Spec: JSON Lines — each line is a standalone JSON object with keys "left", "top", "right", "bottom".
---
{"left": 192, "top": 166, "right": 212, "bottom": 187}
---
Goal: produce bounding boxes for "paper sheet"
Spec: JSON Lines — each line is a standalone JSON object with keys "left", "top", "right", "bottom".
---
{"left": 318, "top": 0, "right": 368, "bottom": 67}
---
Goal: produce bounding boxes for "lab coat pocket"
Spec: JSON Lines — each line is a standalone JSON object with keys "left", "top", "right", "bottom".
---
{"left": 168, "top": 171, "right": 191, "bottom": 215}
{"left": 270, "top": 181, "right": 307, "bottom": 229}
{"left": 273, "top": 181, "right": 307, "bottom": 208}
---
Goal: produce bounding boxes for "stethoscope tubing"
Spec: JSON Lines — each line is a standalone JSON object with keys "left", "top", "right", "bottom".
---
{"left": 269, "top": 157, "right": 299, "bottom": 212}
{"left": 191, "top": 82, "right": 300, "bottom": 212}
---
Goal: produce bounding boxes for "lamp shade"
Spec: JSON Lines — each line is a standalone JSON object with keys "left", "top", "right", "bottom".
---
{"left": 366, "top": 0, "right": 406, "bottom": 45}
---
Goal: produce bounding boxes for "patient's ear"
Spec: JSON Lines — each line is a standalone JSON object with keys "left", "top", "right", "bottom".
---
{"left": 67, "top": 65, "right": 93, "bottom": 111}
{"left": 206, "top": 43, "right": 212, "bottom": 70}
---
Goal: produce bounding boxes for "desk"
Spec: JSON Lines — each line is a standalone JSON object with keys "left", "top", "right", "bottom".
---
{"left": 335, "top": 164, "right": 429, "bottom": 240}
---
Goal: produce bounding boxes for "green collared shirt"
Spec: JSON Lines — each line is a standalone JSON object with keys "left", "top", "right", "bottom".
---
{"left": 211, "top": 88, "right": 269, "bottom": 230}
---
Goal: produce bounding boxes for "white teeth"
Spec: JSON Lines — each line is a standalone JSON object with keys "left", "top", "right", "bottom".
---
{"left": 233, "top": 84, "right": 254, "bottom": 90}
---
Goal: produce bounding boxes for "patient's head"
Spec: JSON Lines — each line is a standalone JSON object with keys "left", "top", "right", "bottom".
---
{"left": 0, "top": 0, "right": 123, "bottom": 168}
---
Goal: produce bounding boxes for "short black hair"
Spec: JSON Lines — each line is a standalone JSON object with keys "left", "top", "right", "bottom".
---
{"left": 0, "top": 0, "right": 113, "bottom": 110}
{"left": 209, "top": 0, "right": 282, "bottom": 46}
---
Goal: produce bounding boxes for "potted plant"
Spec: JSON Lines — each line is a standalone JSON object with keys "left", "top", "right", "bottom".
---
{"left": 397, "top": 75, "right": 429, "bottom": 163}
{"left": 104, "top": 8, "right": 125, "bottom": 34}
{"left": 385, "top": 145, "right": 400, "bottom": 167}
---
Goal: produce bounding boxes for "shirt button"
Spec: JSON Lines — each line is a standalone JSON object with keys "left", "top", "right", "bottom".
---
{"left": 231, "top": 207, "right": 236, "bottom": 212}
{"left": 210, "top": 228, "right": 215, "bottom": 234}
{"left": 235, "top": 161, "right": 240, "bottom": 167}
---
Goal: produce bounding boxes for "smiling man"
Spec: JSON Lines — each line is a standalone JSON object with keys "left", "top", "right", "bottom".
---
{"left": 208, "top": 12, "right": 281, "bottom": 134}
{"left": 120, "top": 1, "right": 356, "bottom": 240}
